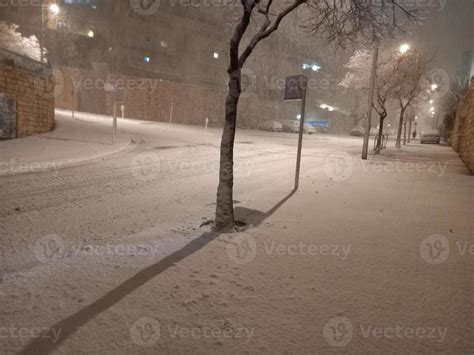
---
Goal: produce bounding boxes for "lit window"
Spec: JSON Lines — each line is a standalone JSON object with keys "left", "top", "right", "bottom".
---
{"left": 213, "top": 52, "right": 219, "bottom": 59}
{"left": 144, "top": 56, "right": 151, "bottom": 63}
{"left": 161, "top": 41, "right": 168, "bottom": 48}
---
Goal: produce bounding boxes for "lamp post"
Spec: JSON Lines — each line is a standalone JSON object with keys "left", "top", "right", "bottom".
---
{"left": 40, "top": 1, "right": 60, "bottom": 63}
{"left": 362, "top": 41, "right": 379, "bottom": 160}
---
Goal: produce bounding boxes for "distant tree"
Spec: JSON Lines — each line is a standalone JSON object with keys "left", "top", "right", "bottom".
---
{"left": 340, "top": 49, "right": 400, "bottom": 153}
{"left": 0, "top": 22, "right": 45, "bottom": 62}
{"left": 215, "top": 0, "right": 417, "bottom": 230}
{"left": 390, "top": 51, "right": 433, "bottom": 148}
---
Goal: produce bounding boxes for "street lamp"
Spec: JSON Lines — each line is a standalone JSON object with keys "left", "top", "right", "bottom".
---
{"left": 399, "top": 43, "right": 410, "bottom": 54}
{"left": 40, "top": 1, "right": 60, "bottom": 63}
{"left": 431, "top": 84, "right": 438, "bottom": 91}
{"left": 49, "top": 3, "right": 60, "bottom": 15}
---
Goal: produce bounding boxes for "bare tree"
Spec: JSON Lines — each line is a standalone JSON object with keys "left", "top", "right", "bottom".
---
{"left": 341, "top": 48, "right": 401, "bottom": 153}
{"left": 392, "top": 51, "right": 432, "bottom": 148}
{"left": 215, "top": 0, "right": 417, "bottom": 231}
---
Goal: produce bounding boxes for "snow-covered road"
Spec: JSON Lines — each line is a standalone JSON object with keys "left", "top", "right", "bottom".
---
{"left": 1, "top": 113, "right": 473, "bottom": 354}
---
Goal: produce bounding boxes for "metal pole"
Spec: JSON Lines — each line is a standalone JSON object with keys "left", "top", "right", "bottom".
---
{"left": 362, "top": 42, "right": 379, "bottom": 160}
{"left": 294, "top": 77, "right": 308, "bottom": 190}
{"left": 41, "top": 1, "right": 44, "bottom": 64}
{"left": 71, "top": 89, "right": 75, "bottom": 119}
{"left": 112, "top": 101, "right": 117, "bottom": 144}
{"left": 169, "top": 102, "right": 174, "bottom": 124}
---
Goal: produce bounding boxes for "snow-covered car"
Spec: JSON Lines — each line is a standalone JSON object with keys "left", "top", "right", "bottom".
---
{"left": 259, "top": 120, "right": 283, "bottom": 132}
{"left": 420, "top": 130, "right": 441, "bottom": 144}
{"left": 281, "top": 120, "right": 300, "bottom": 133}
{"left": 350, "top": 126, "right": 364, "bottom": 136}
{"left": 303, "top": 123, "right": 316, "bottom": 134}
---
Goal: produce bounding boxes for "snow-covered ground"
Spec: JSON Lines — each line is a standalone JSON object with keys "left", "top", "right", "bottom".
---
{"left": 0, "top": 112, "right": 473, "bottom": 354}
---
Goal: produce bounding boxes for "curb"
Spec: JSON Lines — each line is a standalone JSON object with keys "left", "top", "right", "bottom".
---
{"left": 0, "top": 139, "right": 136, "bottom": 177}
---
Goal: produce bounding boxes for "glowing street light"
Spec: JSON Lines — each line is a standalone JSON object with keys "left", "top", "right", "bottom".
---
{"left": 429, "top": 99, "right": 434, "bottom": 104}
{"left": 302, "top": 63, "right": 321, "bottom": 72}
{"left": 399, "top": 43, "right": 410, "bottom": 54}
{"left": 431, "top": 84, "right": 438, "bottom": 91}
{"left": 49, "top": 3, "right": 60, "bottom": 14}
{"left": 87, "top": 30, "right": 95, "bottom": 38}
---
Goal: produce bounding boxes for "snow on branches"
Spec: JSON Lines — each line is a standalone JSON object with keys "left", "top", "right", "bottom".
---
{"left": 0, "top": 22, "right": 45, "bottom": 62}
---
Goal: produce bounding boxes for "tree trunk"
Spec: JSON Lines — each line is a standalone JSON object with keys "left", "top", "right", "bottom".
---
{"left": 375, "top": 115, "right": 385, "bottom": 153}
{"left": 396, "top": 108, "right": 406, "bottom": 148}
{"left": 215, "top": 71, "right": 240, "bottom": 230}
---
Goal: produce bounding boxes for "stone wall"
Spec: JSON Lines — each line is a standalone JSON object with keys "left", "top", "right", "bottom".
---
{"left": 451, "top": 78, "right": 474, "bottom": 174}
{"left": 0, "top": 49, "right": 55, "bottom": 138}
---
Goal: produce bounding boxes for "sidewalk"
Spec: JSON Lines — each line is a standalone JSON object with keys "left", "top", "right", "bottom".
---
{"left": 0, "top": 110, "right": 134, "bottom": 176}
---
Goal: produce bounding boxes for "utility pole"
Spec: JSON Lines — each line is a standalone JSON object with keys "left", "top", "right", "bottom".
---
{"left": 294, "top": 77, "right": 308, "bottom": 190}
{"left": 362, "top": 42, "right": 379, "bottom": 160}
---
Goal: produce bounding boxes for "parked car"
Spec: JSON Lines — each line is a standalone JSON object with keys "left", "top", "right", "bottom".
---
{"left": 420, "top": 130, "right": 441, "bottom": 144}
{"left": 281, "top": 120, "right": 300, "bottom": 133}
{"left": 350, "top": 126, "right": 364, "bottom": 137}
{"left": 303, "top": 123, "right": 316, "bottom": 134}
{"left": 259, "top": 120, "right": 283, "bottom": 132}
